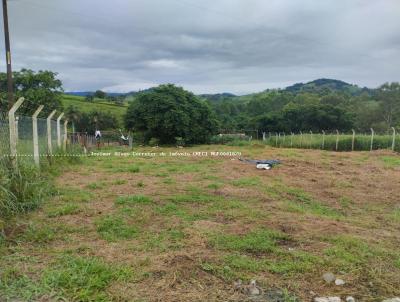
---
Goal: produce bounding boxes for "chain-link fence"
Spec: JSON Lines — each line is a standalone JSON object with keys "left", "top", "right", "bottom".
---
{"left": 263, "top": 129, "right": 399, "bottom": 152}
{"left": 0, "top": 112, "right": 10, "bottom": 158}
{"left": 0, "top": 106, "right": 84, "bottom": 166}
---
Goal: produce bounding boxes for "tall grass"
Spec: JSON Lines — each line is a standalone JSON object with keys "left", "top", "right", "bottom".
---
{"left": 0, "top": 158, "right": 52, "bottom": 219}
{"left": 0, "top": 153, "right": 81, "bottom": 241}
{"left": 264, "top": 133, "right": 399, "bottom": 152}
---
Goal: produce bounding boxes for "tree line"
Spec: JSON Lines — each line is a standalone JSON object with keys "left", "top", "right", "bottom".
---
{"left": 1, "top": 70, "right": 399, "bottom": 145}
{"left": 209, "top": 83, "right": 400, "bottom": 134}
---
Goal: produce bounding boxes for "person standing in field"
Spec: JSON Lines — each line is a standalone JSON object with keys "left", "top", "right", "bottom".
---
{"left": 95, "top": 129, "right": 102, "bottom": 148}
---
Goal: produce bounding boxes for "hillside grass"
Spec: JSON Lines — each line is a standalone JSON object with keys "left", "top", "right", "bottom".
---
{"left": 61, "top": 94, "right": 128, "bottom": 122}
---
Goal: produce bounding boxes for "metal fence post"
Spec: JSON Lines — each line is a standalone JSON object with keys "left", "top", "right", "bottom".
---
{"left": 392, "top": 127, "right": 396, "bottom": 151}
{"left": 322, "top": 130, "right": 325, "bottom": 150}
{"left": 370, "top": 128, "right": 374, "bottom": 151}
{"left": 57, "top": 112, "right": 64, "bottom": 148}
{"left": 32, "top": 105, "right": 44, "bottom": 167}
{"left": 275, "top": 133, "right": 278, "bottom": 147}
{"left": 8, "top": 97, "right": 24, "bottom": 165}
{"left": 63, "top": 120, "right": 68, "bottom": 151}
{"left": 309, "top": 130, "right": 313, "bottom": 149}
{"left": 335, "top": 130, "right": 339, "bottom": 151}
{"left": 262, "top": 132, "right": 266, "bottom": 141}
{"left": 290, "top": 132, "right": 294, "bottom": 148}
{"left": 351, "top": 129, "right": 355, "bottom": 151}
{"left": 47, "top": 110, "right": 56, "bottom": 156}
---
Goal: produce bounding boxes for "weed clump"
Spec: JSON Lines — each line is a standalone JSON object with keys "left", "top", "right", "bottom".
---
{"left": 0, "top": 160, "right": 52, "bottom": 219}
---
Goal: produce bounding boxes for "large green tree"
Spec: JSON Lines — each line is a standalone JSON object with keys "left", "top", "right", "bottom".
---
{"left": 125, "top": 84, "right": 218, "bottom": 144}
{"left": 0, "top": 69, "right": 63, "bottom": 115}
{"left": 94, "top": 90, "right": 107, "bottom": 99}
{"left": 376, "top": 82, "right": 400, "bottom": 128}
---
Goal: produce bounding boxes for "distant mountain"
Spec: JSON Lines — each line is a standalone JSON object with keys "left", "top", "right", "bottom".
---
{"left": 66, "top": 88, "right": 158, "bottom": 98}
{"left": 65, "top": 91, "right": 93, "bottom": 97}
{"left": 66, "top": 91, "right": 132, "bottom": 97}
{"left": 66, "top": 79, "right": 374, "bottom": 100}
{"left": 67, "top": 90, "right": 238, "bottom": 101}
{"left": 284, "top": 78, "right": 373, "bottom": 95}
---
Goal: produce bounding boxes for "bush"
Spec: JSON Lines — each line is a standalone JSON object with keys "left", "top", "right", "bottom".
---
{"left": 148, "top": 137, "right": 160, "bottom": 147}
{"left": 209, "top": 135, "right": 250, "bottom": 145}
{"left": 131, "top": 132, "right": 146, "bottom": 145}
{"left": 175, "top": 137, "right": 185, "bottom": 147}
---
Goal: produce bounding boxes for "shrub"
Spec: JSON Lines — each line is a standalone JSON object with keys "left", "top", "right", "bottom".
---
{"left": 148, "top": 137, "right": 160, "bottom": 146}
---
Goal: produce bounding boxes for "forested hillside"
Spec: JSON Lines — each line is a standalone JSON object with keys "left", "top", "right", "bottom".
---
{"left": 23, "top": 77, "right": 398, "bottom": 135}
{"left": 204, "top": 79, "right": 399, "bottom": 133}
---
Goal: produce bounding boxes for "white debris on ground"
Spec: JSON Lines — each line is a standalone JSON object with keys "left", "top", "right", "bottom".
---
{"left": 233, "top": 278, "right": 399, "bottom": 302}
{"left": 314, "top": 296, "right": 400, "bottom": 302}
{"left": 335, "top": 278, "right": 345, "bottom": 286}
{"left": 248, "top": 280, "right": 261, "bottom": 296}
{"left": 256, "top": 163, "right": 271, "bottom": 170}
{"left": 322, "top": 272, "right": 336, "bottom": 283}
{"left": 233, "top": 279, "right": 262, "bottom": 296}
{"left": 314, "top": 297, "right": 341, "bottom": 302}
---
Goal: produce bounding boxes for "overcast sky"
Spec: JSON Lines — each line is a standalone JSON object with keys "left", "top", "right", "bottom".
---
{"left": 1, "top": 0, "right": 399, "bottom": 94}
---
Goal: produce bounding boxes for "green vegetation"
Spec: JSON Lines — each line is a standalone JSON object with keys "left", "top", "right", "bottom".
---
{"left": 283, "top": 187, "right": 343, "bottom": 218}
{"left": 210, "top": 229, "right": 288, "bottom": 253}
{"left": 0, "top": 160, "right": 53, "bottom": 219}
{"left": 0, "top": 69, "right": 63, "bottom": 116}
{"left": 95, "top": 215, "right": 138, "bottom": 241}
{"left": 62, "top": 94, "right": 127, "bottom": 119}
{"left": 125, "top": 84, "right": 218, "bottom": 144}
{"left": 0, "top": 255, "right": 132, "bottom": 302}
{"left": 115, "top": 194, "right": 152, "bottom": 205}
{"left": 1, "top": 145, "right": 399, "bottom": 300}
{"left": 208, "top": 80, "right": 400, "bottom": 135}
{"left": 263, "top": 132, "right": 399, "bottom": 152}
{"left": 46, "top": 204, "right": 81, "bottom": 218}
{"left": 322, "top": 235, "right": 399, "bottom": 273}
{"left": 65, "top": 103, "right": 121, "bottom": 132}
{"left": 43, "top": 255, "right": 132, "bottom": 302}
{"left": 381, "top": 156, "right": 400, "bottom": 167}
{"left": 232, "top": 176, "right": 261, "bottom": 187}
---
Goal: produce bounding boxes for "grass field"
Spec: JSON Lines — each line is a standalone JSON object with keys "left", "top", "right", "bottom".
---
{"left": 62, "top": 94, "right": 128, "bottom": 122}
{"left": 1, "top": 145, "right": 400, "bottom": 301}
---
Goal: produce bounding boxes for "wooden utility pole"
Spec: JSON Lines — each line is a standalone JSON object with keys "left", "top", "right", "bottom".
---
{"left": 2, "top": 0, "right": 14, "bottom": 109}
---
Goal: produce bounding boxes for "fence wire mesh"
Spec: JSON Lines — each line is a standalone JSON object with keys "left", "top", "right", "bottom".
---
{"left": 0, "top": 112, "right": 10, "bottom": 159}
{"left": 51, "top": 120, "right": 58, "bottom": 151}
{"left": 0, "top": 110, "right": 86, "bottom": 166}
{"left": 263, "top": 130, "right": 399, "bottom": 152}
{"left": 38, "top": 118, "right": 48, "bottom": 159}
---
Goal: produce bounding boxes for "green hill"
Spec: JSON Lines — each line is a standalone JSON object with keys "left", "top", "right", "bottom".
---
{"left": 284, "top": 78, "right": 373, "bottom": 95}
{"left": 62, "top": 94, "right": 128, "bottom": 122}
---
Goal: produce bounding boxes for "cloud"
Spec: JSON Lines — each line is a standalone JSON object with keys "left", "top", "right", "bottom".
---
{"left": 0, "top": 0, "right": 399, "bottom": 94}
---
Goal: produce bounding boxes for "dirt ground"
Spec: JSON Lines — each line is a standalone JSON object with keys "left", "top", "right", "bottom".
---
{"left": 1, "top": 145, "right": 400, "bottom": 302}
